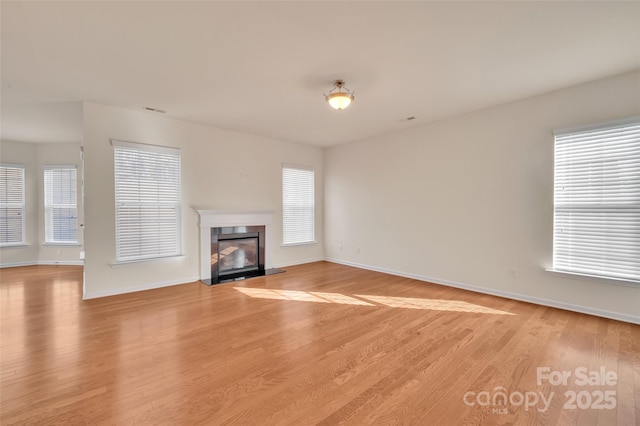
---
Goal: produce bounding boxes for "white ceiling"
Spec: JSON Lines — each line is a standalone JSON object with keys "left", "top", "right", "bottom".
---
{"left": 2, "top": 1, "right": 639, "bottom": 147}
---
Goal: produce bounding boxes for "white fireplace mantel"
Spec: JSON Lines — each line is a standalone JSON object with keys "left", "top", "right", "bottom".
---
{"left": 196, "top": 210, "right": 275, "bottom": 281}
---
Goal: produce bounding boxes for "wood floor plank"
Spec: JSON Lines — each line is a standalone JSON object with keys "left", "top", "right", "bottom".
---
{"left": 1, "top": 262, "right": 638, "bottom": 425}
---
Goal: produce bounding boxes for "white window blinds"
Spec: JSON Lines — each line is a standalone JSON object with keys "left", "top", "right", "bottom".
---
{"left": 113, "top": 140, "right": 181, "bottom": 262}
{"left": 283, "top": 165, "right": 315, "bottom": 245}
{"left": 0, "top": 164, "right": 25, "bottom": 246}
{"left": 44, "top": 166, "right": 78, "bottom": 244}
{"left": 553, "top": 119, "right": 640, "bottom": 282}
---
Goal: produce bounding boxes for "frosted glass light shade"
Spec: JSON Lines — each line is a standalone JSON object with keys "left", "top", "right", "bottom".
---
{"left": 326, "top": 92, "right": 354, "bottom": 110}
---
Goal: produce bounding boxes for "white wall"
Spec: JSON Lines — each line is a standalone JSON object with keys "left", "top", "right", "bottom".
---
{"left": 82, "top": 102, "right": 323, "bottom": 299}
{"left": 324, "top": 71, "right": 640, "bottom": 323}
{"left": 0, "top": 140, "right": 82, "bottom": 267}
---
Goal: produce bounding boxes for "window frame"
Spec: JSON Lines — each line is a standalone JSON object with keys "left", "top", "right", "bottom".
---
{"left": 0, "top": 163, "right": 26, "bottom": 247}
{"left": 551, "top": 117, "right": 640, "bottom": 284}
{"left": 43, "top": 165, "right": 78, "bottom": 245}
{"left": 112, "top": 139, "right": 182, "bottom": 263}
{"left": 282, "top": 164, "right": 316, "bottom": 246}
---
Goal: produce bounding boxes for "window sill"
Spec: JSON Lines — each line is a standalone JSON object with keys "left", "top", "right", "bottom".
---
{"left": 110, "top": 255, "right": 186, "bottom": 268}
{"left": 545, "top": 269, "right": 640, "bottom": 288}
{"left": 0, "top": 243, "right": 29, "bottom": 249}
{"left": 42, "top": 243, "right": 81, "bottom": 247}
{"left": 281, "top": 241, "right": 317, "bottom": 247}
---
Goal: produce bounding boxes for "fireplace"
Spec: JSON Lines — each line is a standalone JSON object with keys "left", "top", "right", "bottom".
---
{"left": 196, "top": 210, "right": 283, "bottom": 285}
{"left": 210, "top": 226, "right": 265, "bottom": 283}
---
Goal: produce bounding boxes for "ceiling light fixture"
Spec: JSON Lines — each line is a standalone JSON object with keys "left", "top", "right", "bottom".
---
{"left": 325, "top": 80, "right": 354, "bottom": 110}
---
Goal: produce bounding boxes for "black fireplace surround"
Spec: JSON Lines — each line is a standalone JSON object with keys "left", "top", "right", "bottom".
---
{"left": 204, "top": 225, "right": 266, "bottom": 285}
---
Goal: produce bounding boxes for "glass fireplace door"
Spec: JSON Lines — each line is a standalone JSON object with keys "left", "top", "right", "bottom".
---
{"left": 218, "top": 237, "right": 259, "bottom": 275}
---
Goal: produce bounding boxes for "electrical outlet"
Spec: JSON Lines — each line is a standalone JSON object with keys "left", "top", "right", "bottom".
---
{"left": 356, "top": 247, "right": 360, "bottom": 255}
{"left": 339, "top": 244, "right": 343, "bottom": 252}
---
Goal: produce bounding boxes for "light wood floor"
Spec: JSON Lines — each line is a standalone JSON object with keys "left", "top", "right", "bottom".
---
{"left": 1, "top": 262, "right": 638, "bottom": 425}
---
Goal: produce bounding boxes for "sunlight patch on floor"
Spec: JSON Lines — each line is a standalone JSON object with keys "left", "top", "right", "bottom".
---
{"left": 234, "top": 287, "right": 513, "bottom": 314}
{"left": 308, "top": 291, "right": 374, "bottom": 306}
{"left": 234, "top": 287, "right": 373, "bottom": 305}
{"left": 355, "top": 294, "right": 514, "bottom": 315}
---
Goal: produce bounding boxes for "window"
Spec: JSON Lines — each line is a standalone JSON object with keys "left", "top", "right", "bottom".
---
{"left": 553, "top": 118, "right": 640, "bottom": 282}
{"left": 44, "top": 166, "right": 78, "bottom": 244}
{"left": 0, "top": 164, "right": 25, "bottom": 246}
{"left": 113, "top": 140, "right": 181, "bottom": 262}
{"left": 282, "top": 165, "right": 315, "bottom": 245}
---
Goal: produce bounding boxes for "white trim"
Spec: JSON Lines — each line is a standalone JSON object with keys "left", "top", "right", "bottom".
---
{"left": 282, "top": 166, "right": 315, "bottom": 245}
{"left": 282, "top": 163, "right": 314, "bottom": 172}
{"left": 1, "top": 260, "right": 84, "bottom": 268}
{"left": 0, "top": 162, "right": 25, "bottom": 169}
{"left": 0, "top": 261, "right": 36, "bottom": 268}
{"left": 196, "top": 210, "right": 276, "bottom": 227}
{"left": 325, "top": 258, "right": 640, "bottom": 325}
{"left": 83, "top": 275, "right": 198, "bottom": 300}
{"left": 0, "top": 243, "right": 30, "bottom": 248}
{"left": 0, "top": 164, "right": 26, "bottom": 246}
{"left": 43, "top": 164, "right": 77, "bottom": 170}
{"left": 114, "top": 142, "right": 182, "bottom": 262}
{"left": 195, "top": 209, "right": 275, "bottom": 281}
{"left": 110, "top": 255, "right": 186, "bottom": 268}
{"left": 43, "top": 165, "right": 79, "bottom": 244}
{"left": 110, "top": 138, "right": 180, "bottom": 154}
{"left": 38, "top": 260, "right": 84, "bottom": 266}
{"left": 42, "top": 243, "right": 81, "bottom": 247}
{"left": 546, "top": 269, "right": 639, "bottom": 288}
{"left": 281, "top": 241, "right": 317, "bottom": 247}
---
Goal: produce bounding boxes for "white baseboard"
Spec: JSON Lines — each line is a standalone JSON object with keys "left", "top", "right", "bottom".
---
{"left": 0, "top": 261, "right": 37, "bottom": 268}
{"left": 0, "top": 260, "right": 84, "bottom": 268}
{"left": 83, "top": 275, "right": 200, "bottom": 300}
{"left": 275, "top": 256, "right": 325, "bottom": 269}
{"left": 325, "top": 258, "right": 640, "bottom": 325}
{"left": 38, "top": 260, "right": 84, "bottom": 266}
